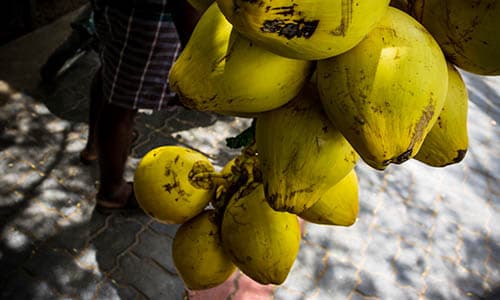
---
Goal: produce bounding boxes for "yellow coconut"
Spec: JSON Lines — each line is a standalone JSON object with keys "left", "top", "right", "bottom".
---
{"left": 317, "top": 7, "right": 448, "bottom": 170}
{"left": 413, "top": 0, "right": 500, "bottom": 75}
{"left": 133, "top": 146, "right": 214, "bottom": 224}
{"left": 299, "top": 169, "right": 359, "bottom": 226}
{"left": 169, "top": 3, "right": 312, "bottom": 116}
{"left": 256, "top": 83, "right": 358, "bottom": 214}
{"left": 173, "top": 210, "right": 236, "bottom": 290}
{"left": 216, "top": 0, "right": 390, "bottom": 60}
{"left": 221, "top": 183, "right": 300, "bottom": 285}
{"left": 415, "top": 63, "right": 469, "bottom": 167}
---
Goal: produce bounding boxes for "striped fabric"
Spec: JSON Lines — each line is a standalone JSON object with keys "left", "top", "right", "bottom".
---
{"left": 92, "top": 0, "right": 181, "bottom": 110}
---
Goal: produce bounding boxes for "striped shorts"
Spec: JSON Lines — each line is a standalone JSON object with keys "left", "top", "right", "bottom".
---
{"left": 93, "top": 1, "right": 181, "bottom": 110}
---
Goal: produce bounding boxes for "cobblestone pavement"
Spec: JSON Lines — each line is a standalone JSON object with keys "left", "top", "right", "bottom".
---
{"left": 0, "top": 9, "right": 499, "bottom": 300}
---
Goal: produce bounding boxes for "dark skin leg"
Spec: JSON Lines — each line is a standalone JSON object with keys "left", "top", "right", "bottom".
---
{"left": 96, "top": 102, "right": 137, "bottom": 206}
{"left": 80, "top": 67, "right": 103, "bottom": 162}
{"left": 81, "top": 68, "right": 137, "bottom": 206}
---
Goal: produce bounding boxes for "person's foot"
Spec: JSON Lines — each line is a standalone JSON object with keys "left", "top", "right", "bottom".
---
{"left": 80, "top": 147, "right": 98, "bottom": 165}
{"left": 96, "top": 182, "right": 138, "bottom": 209}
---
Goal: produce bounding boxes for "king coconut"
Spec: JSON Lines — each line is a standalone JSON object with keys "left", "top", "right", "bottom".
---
{"left": 317, "top": 7, "right": 448, "bottom": 170}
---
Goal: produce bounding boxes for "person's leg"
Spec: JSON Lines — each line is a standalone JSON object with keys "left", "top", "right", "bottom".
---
{"left": 80, "top": 67, "right": 103, "bottom": 163}
{"left": 96, "top": 103, "right": 137, "bottom": 206}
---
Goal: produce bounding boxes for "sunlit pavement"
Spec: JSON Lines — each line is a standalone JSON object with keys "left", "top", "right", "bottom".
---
{"left": 0, "top": 7, "right": 499, "bottom": 300}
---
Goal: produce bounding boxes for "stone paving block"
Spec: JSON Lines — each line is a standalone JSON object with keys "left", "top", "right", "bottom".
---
{"left": 112, "top": 252, "right": 185, "bottom": 299}
{"left": 0, "top": 226, "right": 35, "bottom": 282}
{"left": 398, "top": 222, "right": 431, "bottom": 249}
{"left": 303, "top": 223, "right": 365, "bottom": 257}
{"left": 23, "top": 245, "right": 102, "bottom": 297}
{"left": 489, "top": 173, "right": 500, "bottom": 198}
{"left": 132, "top": 228, "right": 177, "bottom": 275}
{"left": 330, "top": 225, "right": 367, "bottom": 253}
{"left": 356, "top": 172, "right": 384, "bottom": 216}
{"left": 43, "top": 225, "right": 89, "bottom": 253}
{"left": 349, "top": 293, "right": 377, "bottom": 300}
{"left": 424, "top": 275, "right": 464, "bottom": 300}
{"left": 136, "top": 109, "right": 181, "bottom": 131}
{"left": 118, "top": 210, "right": 153, "bottom": 226}
{"left": 455, "top": 272, "right": 488, "bottom": 298}
{"left": 490, "top": 241, "right": 500, "bottom": 267}
{"left": 0, "top": 203, "right": 19, "bottom": 224}
{"left": 91, "top": 279, "right": 121, "bottom": 300}
{"left": 439, "top": 258, "right": 489, "bottom": 298}
{"left": 405, "top": 164, "right": 449, "bottom": 206}
{"left": 10, "top": 199, "right": 64, "bottom": 241}
{"left": 72, "top": 247, "right": 99, "bottom": 274}
{"left": 462, "top": 165, "right": 491, "bottom": 197}
{"left": 487, "top": 260, "right": 500, "bottom": 291}
{"left": 35, "top": 183, "right": 80, "bottom": 208}
{"left": 90, "top": 215, "right": 143, "bottom": 272}
{"left": 12, "top": 112, "right": 69, "bottom": 142}
{"left": 2, "top": 119, "right": 66, "bottom": 157}
{"left": 405, "top": 205, "right": 438, "bottom": 233}
{"left": 30, "top": 173, "right": 91, "bottom": 218}
{"left": 313, "top": 258, "right": 358, "bottom": 300}
{"left": 348, "top": 210, "right": 377, "bottom": 239}
{"left": 440, "top": 190, "right": 493, "bottom": 234}
{"left": 432, "top": 216, "right": 461, "bottom": 256}
{"left": 366, "top": 229, "right": 401, "bottom": 260}
{"left": 302, "top": 224, "right": 338, "bottom": 249}
{"left": 113, "top": 283, "right": 140, "bottom": 300}
{"left": 390, "top": 240, "right": 426, "bottom": 291}
{"left": 466, "top": 144, "right": 497, "bottom": 182}
{"left": 273, "top": 286, "right": 308, "bottom": 300}
{"left": 148, "top": 221, "right": 180, "bottom": 238}
{"left": 65, "top": 123, "right": 88, "bottom": 142}
{"left": 22, "top": 142, "right": 67, "bottom": 171}
{"left": 375, "top": 195, "right": 409, "bottom": 234}
{"left": 383, "top": 165, "right": 416, "bottom": 201}
{"left": 355, "top": 270, "right": 378, "bottom": 298}
{"left": 86, "top": 211, "right": 109, "bottom": 237}
{"left": 32, "top": 182, "right": 93, "bottom": 227}
{"left": 0, "top": 157, "right": 42, "bottom": 196}
{"left": 1, "top": 269, "right": 62, "bottom": 300}
{"left": 427, "top": 254, "right": 458, "bottom": 288}
{"left": 124, "top": 158, "right": 140, "bottom": 182}
{"left": 355, "top": 163, "right": 386, "bottom": 188}
{"left": 354, "top": 270, "right": 420, "bottom": 300}
{"left": 45, "top": 157, "right": 96, "bottom": 197}
{"left": 459, "top": 229, "right": 490, "bottom": 276}
{"left": 35, "top": 172, "right": 66, "bottom": 190}
{"left": 374, "top": 283, "right": 418, "bottom": 300}
{"left": 279, "top": 238, "right": 328, "bottom": 297}
{"left": 130, "top": 130, "right": 179, "bottom": 159}
{"left": 170, "top": 109, "right": 224, "bottom": 131}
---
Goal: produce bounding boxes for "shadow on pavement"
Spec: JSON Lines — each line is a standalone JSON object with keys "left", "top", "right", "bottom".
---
{"left": 0, "top": 34, "right": 253, "bottom": 298}
{"left": 0, "top": 79, "right": 189, "bottom": 298}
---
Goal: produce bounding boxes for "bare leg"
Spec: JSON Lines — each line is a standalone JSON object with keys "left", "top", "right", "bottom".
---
{"left": 96, "top": 102, "right": 137, "bottom": 206}
{"left": 80, "top": 67, "right": 103, "bottom": 163}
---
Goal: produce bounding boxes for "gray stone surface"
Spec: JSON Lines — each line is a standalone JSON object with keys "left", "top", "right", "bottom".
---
{"left": 0, "top": 6, "right": 499, "bottom": 300}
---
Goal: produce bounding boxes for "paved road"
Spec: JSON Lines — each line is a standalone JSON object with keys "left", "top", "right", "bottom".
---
{"left": 0, "top": 9, "right": 499, "bottom": 300}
